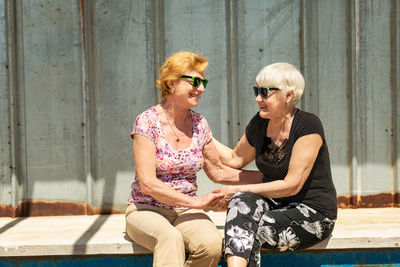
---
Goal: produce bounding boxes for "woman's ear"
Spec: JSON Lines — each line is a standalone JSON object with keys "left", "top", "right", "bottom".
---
{"left": 286, "top": 90, "right": 294, "bottom": 103}
{"left": 166, "top": 80, "right": 175, "bottom": 94}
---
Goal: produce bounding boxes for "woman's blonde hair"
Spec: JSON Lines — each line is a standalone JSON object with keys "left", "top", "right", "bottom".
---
{"left": 156, "top": 51, "right": 208, "bottom": 99}
{"left": 255, "top": 62, "right": 305, "bottom": 104}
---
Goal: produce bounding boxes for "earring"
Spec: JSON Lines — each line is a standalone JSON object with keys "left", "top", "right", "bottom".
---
{"left": 171, "top": 89, "right": 175, "bottom": 94}
{"left": 286, "top": 102, "right": 289, "bottom": 108}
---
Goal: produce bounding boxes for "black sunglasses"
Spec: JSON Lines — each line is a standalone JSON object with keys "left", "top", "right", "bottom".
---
{"left": 181, "top": 75, "right": 208, "bottom": 89}
{"left": 253, "top": 86, "right": 280, "bottom": 98}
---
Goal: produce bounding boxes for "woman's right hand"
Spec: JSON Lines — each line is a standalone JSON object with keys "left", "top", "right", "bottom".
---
{"left": 191, "top": 192, "right": 224, "bottom": 209}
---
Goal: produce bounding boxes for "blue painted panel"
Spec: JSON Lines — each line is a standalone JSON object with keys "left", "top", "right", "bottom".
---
{"left": 0, "top": 249, "right": 400, "bottom": 267}
{"left": 259, "top": 249, "right": 400, "bottom": 267}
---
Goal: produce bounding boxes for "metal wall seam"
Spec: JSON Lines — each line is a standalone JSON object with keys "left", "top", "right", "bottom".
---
{"left": 5, "top": 0, "right": 16, "bottom": 211}
{"left": 394, "top": 0, "right": 400, "bottom": 203}
{"left": 299, "top": 0, "right": 305, "bottom": 111}
{"left": 0, "top": 0, "right": 12, "bottom": 214}
{"left": 152, "top": 0, "right": 164, "bottom": 104}
{"left": 225, "top": 0, "right": 239, "bottom": 147}
{"left": 84, "top": 0, "right": 99, "bottom": 213}
{"left": 81, "top": 0, "right": 92, "bottom": 211}
{"left": 351, "top": 0, "right": 361, "bottom": 206}
{"left": 346, "top": 0, "right": 354, "bottom": 206}
{"left": 14, "top": 0, "right": 27, "bottom": 211}
{"left": 301, "top": 0, "right": 319, "bottom": 115}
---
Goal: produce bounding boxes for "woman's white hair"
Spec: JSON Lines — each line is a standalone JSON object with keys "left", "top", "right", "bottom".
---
{"left": 255, "top": 62, "right": 305, "bottom": 104}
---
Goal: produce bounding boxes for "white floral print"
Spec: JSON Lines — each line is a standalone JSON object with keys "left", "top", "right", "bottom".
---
{"left": 257, "top": 225, "right": 277, "bottom": 246}
{"left": 227, "top": 197, "right": 251, "bottom": 222}
{"left": 277, "top": 227, "right": 300, "bottom": 251}
{"left": 226, "top": 225, "right": 254, "bottom": 252}
{"left": 296, "top": 203, "right": 317, "bottom": 217}
{"left": 300, "top": 218, "right": 334, "bottom": 239}
{"left": 224, "top": 193, "right": 335, "bottom": 266}
{"left": 252, "top": 199, "right": 265, "bottom": 221}
{"left": 259, "top": 213, "right": 275, "bottom": 224}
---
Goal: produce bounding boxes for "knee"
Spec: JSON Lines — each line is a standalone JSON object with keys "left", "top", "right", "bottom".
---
{"left": 194, "top": 233, "right": 223, "bottom": 258}
{"left": 226, "top": 192, "right": 262, "bottom": 222}
{"left": 159, "top": 227, "right": 184, "bottom": 246}
{"left": 207, "top": 234, "right": 223, "bottom": 257}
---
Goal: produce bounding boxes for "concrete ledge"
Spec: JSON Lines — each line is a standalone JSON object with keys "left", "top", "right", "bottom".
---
{"left": 0, "top": 208, "right": 399, "bottom": 257}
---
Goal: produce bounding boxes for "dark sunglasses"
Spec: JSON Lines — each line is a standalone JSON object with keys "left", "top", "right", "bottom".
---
{"left": 253, "top": 86, "right": 280, "bottom": 98}
{"left": 181, "top": 75, "right": 208, "bottom": 89}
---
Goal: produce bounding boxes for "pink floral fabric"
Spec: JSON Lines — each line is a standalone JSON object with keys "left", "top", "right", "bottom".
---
{"left": 129, "top": 106, "right": 212, "bottom": 209}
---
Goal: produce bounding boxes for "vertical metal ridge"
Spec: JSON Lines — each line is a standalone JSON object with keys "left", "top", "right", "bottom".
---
{"left": 152, "top": 0, "right": 165, "bottom": 104}
{"left": 310, "top": 1, "right": 319, "bottom": 115}
{"left": 12, "top": 0, "right": 27, "bottom": 208}
{"left": 299, "top": 0, "right": 305, "bottom": 110}
{"left": 346, "top": 0, "right": 354, "bottom": 205}
{"left": 225, "top": 0, "right": 232, "bottom": 146}
{"left": 350, "top": 0, "right": 361, "bottom": 207}
{"left": 81, "top": 0, "right": 99, "bottom": 212}
{"left": 225, "top": 0, "right": 239, "bottom": 146}
{"left": 302, "top": 0, "right": 310, "bottom": 111}
{"left": 299, "top": 0, "right": 318, "bottom": 113}
{"left": 314, "top": 0, "right": 319, "bottom": 115}
{"left": 81, "top": 0, "right": 92, "bottom": 212}
{"left": 391, "top": 0, "right": 399, "bottom": 204}
{"left": 5, "top": 0, "right": 17, "bottom": 211}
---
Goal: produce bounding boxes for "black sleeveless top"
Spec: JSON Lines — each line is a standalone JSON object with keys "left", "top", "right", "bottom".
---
{"left": 245, "top": 110, "right": 337, "bottom": 219}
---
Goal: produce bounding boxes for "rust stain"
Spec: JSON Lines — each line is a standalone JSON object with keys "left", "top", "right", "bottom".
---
{"left": 337, "top": 192, "right": 399, "bottom": 208}
{"left": 87, "top": 206, "right": 123, "bottom": 215}
{"left": 16, "top": 201, "right": 88, "bottom": 217}
{"left": 0, "top": 193, "right": 398, "bottom": 217}
{"left": 0, "top": 201, "right": 122, "bottom": 217}
{"left": 0, "top": 205, "right": 15, "bottom": 217}
{"left": 337, "top": 196, "right": 351, "bottom": 208}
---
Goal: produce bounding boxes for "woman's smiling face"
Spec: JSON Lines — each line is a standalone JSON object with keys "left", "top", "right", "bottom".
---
{"left": 170, "top": 70, "right": 206, "bottom": 109}
{"left": 255, "top": 85, "right": 285, "bottom": 119}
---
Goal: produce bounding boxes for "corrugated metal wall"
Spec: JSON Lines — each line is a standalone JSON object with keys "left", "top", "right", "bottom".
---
{"left": 0, "top": 0, "right": 399, "bottom": 216}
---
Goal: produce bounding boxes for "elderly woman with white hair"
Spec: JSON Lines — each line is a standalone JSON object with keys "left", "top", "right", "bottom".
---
{"left": 209, "top": 62, "right": 337, "bottom": 267}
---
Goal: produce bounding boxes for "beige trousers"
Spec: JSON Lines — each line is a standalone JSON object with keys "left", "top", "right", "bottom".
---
{"left": 125, "top": 203, "right": 223, "bottom": 267}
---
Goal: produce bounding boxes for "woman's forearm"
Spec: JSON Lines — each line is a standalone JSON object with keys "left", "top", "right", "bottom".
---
{"left": 139, "top": 176, "right": 222, "bottom": 209}
{"left": 140, "top": 177, "right": 196, "bottom": 206}
{"left": 210, "top": 166, "right": 263, "bottom": 185}
{"left": 229, "top": 179, "right": 299, "bottom": 198}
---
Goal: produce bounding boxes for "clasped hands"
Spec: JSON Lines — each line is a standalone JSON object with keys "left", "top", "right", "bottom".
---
{"left": 203, "top": 186, "right": 238, "bottom": 211}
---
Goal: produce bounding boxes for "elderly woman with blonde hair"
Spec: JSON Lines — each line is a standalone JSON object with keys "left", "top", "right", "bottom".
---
{"left": 125, "top": 51, "right": 260, "bottom": 267}
{"left": 210, "top": 62, "right": 337, "bottom": 267}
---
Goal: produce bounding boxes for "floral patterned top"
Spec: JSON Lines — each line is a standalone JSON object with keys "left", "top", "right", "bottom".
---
{"left": 129, "top": 106, "right": 212, "bottom": 209}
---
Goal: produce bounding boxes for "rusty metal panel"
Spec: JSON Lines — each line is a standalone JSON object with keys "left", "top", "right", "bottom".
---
{"left": 16, "top": 0, "right": 86, "bottom": 202}
{"left": 353, "top": 0, "right": 394, "bottom": 204}
{"left": 301, "top": 0, "right": 351, "bottom": 203}
{"left": 0, "top": 0, "right": 399, "bottom": 216}
{"left": 87, "top": 0, "right": 156, "bottom": 211}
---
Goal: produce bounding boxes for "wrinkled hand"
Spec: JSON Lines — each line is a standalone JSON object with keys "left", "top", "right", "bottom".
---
{"left": 207, "top": 186, "right": 238, "bottom": 211}
{"left": 192, "top": 191, "right": 224, "bottom": 210}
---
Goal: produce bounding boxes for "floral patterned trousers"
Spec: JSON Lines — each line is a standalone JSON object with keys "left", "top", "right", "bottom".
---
{"left": 224, "top": 192, "right": 335, "bottom": 267}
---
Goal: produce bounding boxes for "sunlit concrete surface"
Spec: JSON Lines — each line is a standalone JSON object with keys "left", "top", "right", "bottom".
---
{"left": 0, "top": 208, "right": 399, "bottom": 257}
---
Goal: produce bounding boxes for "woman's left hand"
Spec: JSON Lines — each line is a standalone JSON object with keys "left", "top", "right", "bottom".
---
{"left": 208, "top": 186, "right": 239, "bottom": 210}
